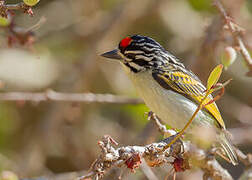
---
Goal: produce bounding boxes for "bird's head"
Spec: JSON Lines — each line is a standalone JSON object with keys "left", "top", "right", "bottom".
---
{"left": 101, "top": 35, "right": 173, "bottom": 73}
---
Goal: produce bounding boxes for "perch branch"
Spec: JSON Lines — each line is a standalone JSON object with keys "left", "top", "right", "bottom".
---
{"left": 78, "top": 135, "right": 184, "bottom": 180}
{"left": 78, "top": 113, "right": 233, "bottom": 180}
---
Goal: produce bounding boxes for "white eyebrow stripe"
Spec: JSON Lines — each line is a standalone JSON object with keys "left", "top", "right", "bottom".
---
{"left": 135, "top": 55, "right": 153, "bottom": 61}
{"left": 124, "top": 50, "right": 143, "bottom": 54}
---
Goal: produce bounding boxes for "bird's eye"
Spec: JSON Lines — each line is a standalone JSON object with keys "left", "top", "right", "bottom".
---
{"left": 120, "top": 37, "right": 132, "bottom": 49}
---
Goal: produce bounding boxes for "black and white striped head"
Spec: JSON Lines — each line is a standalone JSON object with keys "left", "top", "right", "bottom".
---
{"left": 101, "top": 35, "right": 182, "bottom": 73}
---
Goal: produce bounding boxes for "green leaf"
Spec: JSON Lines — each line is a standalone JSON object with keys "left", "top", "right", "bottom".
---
{"left": 207, "top": 64, "right": 223, "bottom": 90}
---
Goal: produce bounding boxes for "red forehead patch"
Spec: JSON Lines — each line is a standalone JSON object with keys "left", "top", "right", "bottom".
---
{"left": 120, "top": 37, "right": 132, "bottom": 48}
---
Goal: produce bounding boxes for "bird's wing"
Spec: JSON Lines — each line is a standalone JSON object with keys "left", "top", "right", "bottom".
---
{"left": 152, "top": 66, "right": 225, "bottom": 129}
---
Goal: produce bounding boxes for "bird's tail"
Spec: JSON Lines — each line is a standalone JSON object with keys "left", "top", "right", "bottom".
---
{"left": 218, "top": 131, "right": 238, "bottom": 166}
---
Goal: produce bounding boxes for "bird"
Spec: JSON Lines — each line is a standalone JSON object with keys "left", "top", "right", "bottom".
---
{"left": 101, "top": 35, "right": 238, "bottom": 165}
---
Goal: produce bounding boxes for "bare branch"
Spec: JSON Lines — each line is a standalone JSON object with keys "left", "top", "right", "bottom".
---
{"left": 77, "top": 134, "right": 184, "bottom": 180}
{"left": 77, "top": 114, "right": 233, "bottom": 180}
{"left": 214, "top": 0, "right": 252, "bottom": 76}
{"left": 140, "top": 159, "right": 159, "bottom": 180}
{"left": 0, "top": 90, "right": 144, "bottom": 104}
{"left": 235, "top": 148, "right": 252, "bottom": 167}
{"left": 147, "top": 111, "right": 175, "bottom": 136}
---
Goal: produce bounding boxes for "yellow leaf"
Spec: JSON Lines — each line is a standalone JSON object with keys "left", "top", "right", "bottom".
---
{"left": 207, "top": 64, "right": 223, "bottom": 90}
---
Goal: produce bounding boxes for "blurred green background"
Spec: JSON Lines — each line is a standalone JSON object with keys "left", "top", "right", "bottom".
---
{"left": 0, "top": 0, "right": 252, "bottom": 179}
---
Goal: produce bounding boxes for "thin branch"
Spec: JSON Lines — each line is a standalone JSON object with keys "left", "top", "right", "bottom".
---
{"left": 147, "top": 111, "right": 175, "bottom": 135}
{"left": 0, "top": 90, "right": 144, "bottom": 104}
{"left": 214, "top": 0, "right": 252, "bottom": 76}
{"left": 140, "top": 159, "right": 159, "bottom": 180}
{"left": 77, "top": 171, "right": 95, "bottom": 180}
{"left": 235, "top": 148, "right": 252, "bottom": 167}
{"left": 0, "top": 1, "right": 33, "bottom": 17}
{"left": 4, "top": 2, "right": 25, "bottom": 10}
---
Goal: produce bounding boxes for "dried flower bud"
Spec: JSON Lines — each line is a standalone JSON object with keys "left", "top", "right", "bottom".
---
{"left": 125, "top": 153, "right": 141, "bottom": 172}
{"left": 221, "top": 46, "right": 237, "bottom": 70}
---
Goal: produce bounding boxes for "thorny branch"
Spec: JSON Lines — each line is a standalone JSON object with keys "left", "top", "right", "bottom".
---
{"left": 78, "top": 134, "right": 184, "bottom": 180}
{"left": 214, "top": 0, "right": 252, "bottom": 76}
{"left": 0, "top": 90, "right": 144, "bottom": 104}
{"left": 78, "top": 112, "right": 235, "bottom": 180}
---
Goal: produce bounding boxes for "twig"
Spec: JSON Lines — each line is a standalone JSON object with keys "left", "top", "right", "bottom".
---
{"left": 0, "top": 1, "right": 33, "bottom": 17}
{"left": 235, "top": 148, "right": 252, "bottom": 167}
{"left": 147, "top": 111, "right": 175, "bottom": 136}
{"left": 77, "top": 171, "right": 95, "bottom": 180}
{"left": 4, "top": 3, "right": 25, "bottom": 10}
{"left": 214, "top": 0, "right": 252, "bottom": 76}
{"left": 140, "top": 159, "right": 159, "bottom": 180}
{"left": 0, "top": 90, "right": 144, "bottom": 104}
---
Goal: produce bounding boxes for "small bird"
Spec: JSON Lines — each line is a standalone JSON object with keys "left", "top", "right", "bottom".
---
{"left": 101, "top": 35, "right": 238, "bottom": 165}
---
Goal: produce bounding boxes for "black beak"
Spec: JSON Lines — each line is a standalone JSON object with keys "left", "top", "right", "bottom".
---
{"left": 101, "top": 49, "right": 122, "bottom": 60}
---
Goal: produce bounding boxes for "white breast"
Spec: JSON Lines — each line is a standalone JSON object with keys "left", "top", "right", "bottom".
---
{"left": 122, "top": 65, "right": 215, "bottom": 130}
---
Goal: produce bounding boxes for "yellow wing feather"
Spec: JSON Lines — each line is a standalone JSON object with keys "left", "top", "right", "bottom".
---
{"left": 156, "top": 71, "right": 225, "bottom": 129}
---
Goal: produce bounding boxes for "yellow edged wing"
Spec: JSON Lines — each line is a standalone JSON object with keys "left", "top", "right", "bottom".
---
{"left": 154, "top": 71, "right": 225, "bottom": 129}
